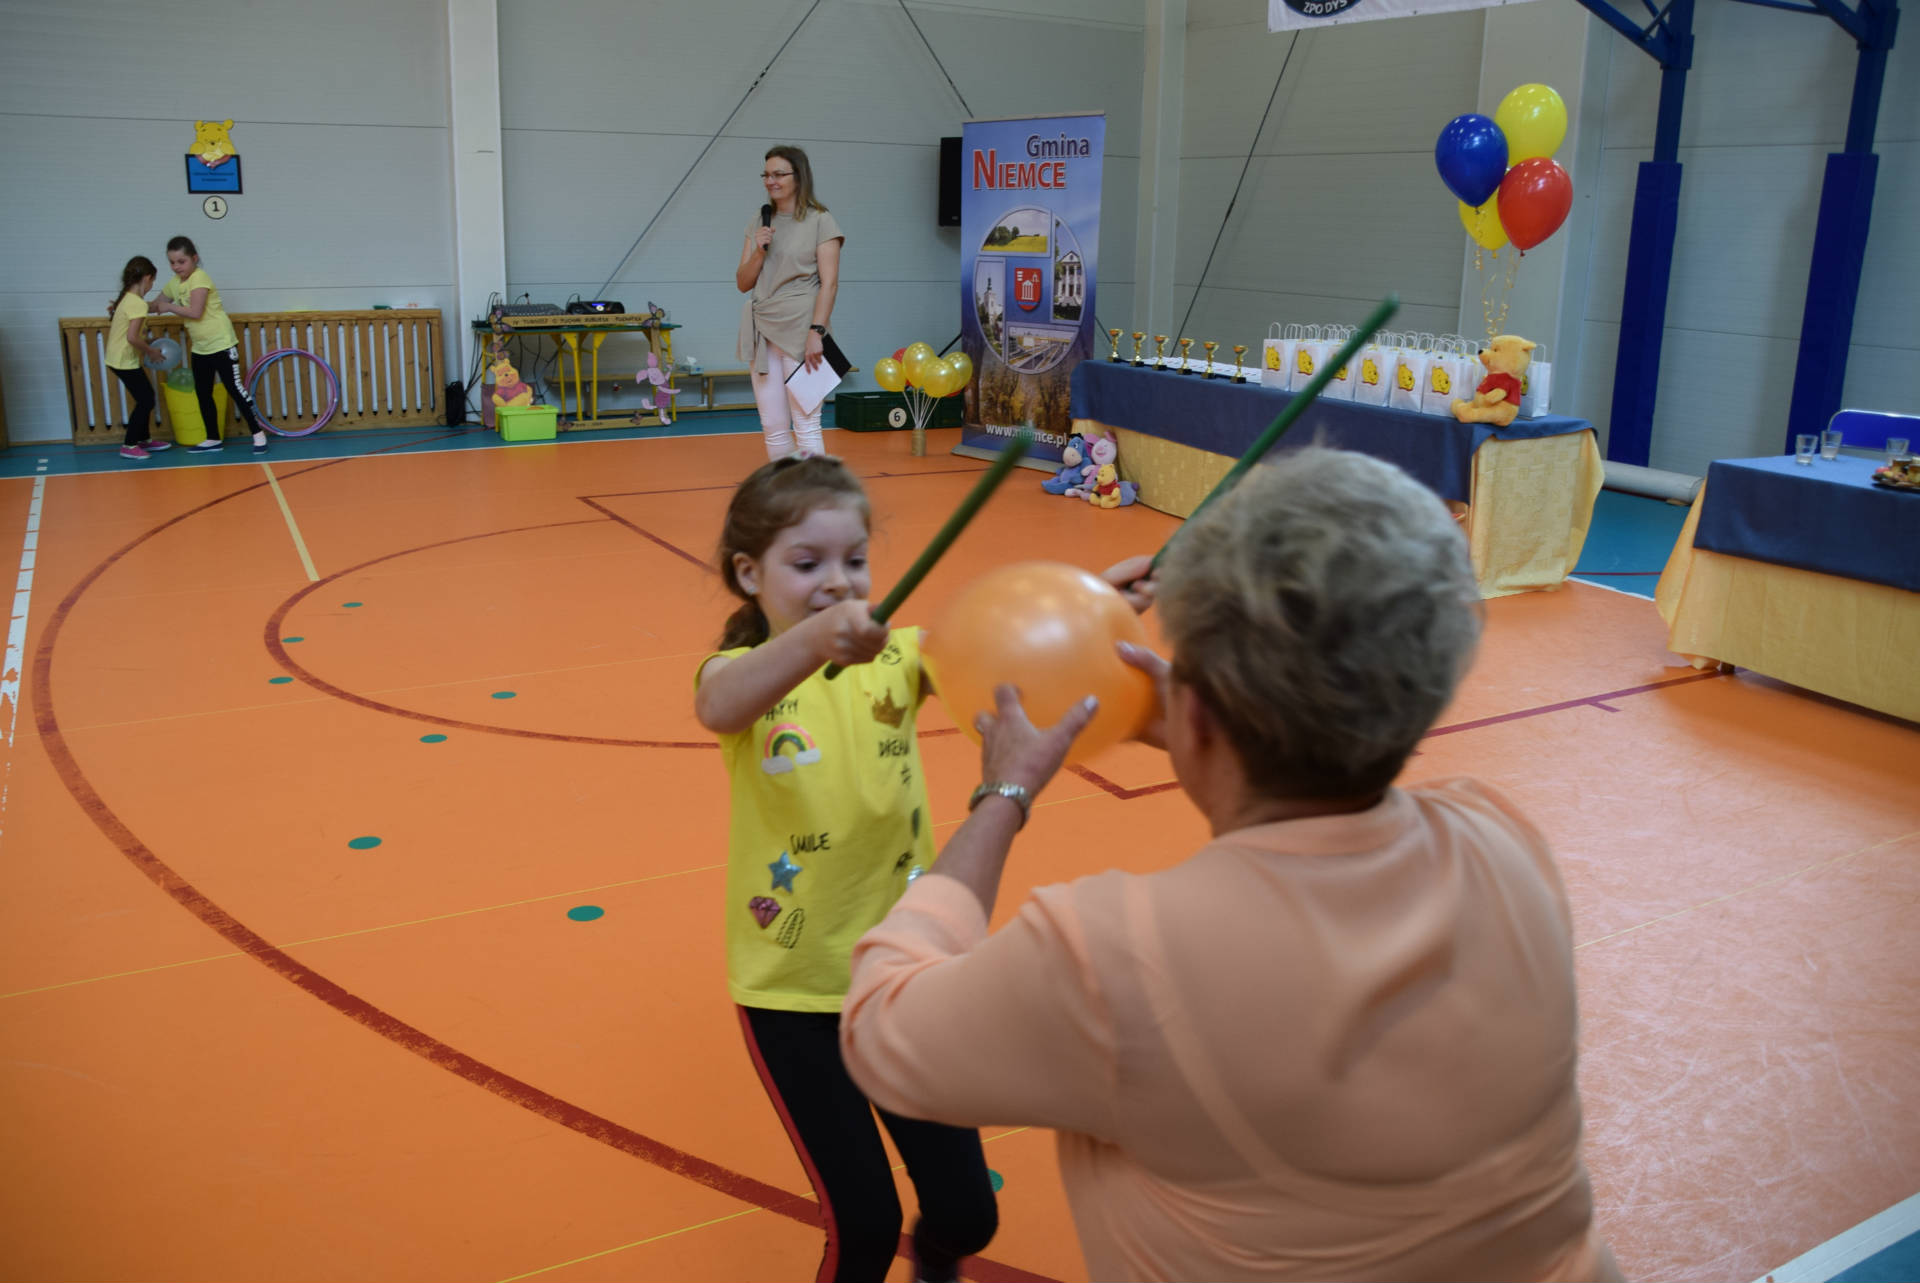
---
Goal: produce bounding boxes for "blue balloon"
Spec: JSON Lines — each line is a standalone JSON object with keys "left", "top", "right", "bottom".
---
{"left": 1434, "top": 113, "right": 1509, "bottom": 208}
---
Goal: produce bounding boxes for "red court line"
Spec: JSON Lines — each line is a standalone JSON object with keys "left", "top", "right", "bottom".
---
{"left": 1422, "top": 670, "right": 1728, "bottom": 738}
{"left": 33, "top": 465, "right": 1060, "bottom": 1283}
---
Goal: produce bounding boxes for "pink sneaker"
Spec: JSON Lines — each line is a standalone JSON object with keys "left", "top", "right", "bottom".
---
{"left": 119, "top": 445, "right": 151, "bottom": 460}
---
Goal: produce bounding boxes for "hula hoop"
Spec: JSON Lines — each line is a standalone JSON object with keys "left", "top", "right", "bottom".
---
{"left": 246, "top": 348, "right": 340, "bottom": 437}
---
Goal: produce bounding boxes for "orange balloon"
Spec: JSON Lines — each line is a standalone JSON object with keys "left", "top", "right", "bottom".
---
{"left": 922, "top": 562, "right": 1155, "bottom": 766}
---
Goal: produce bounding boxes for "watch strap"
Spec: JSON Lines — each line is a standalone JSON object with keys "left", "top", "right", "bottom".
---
{"left": 968, "top": 780, "right": 1032, "bottom": 828}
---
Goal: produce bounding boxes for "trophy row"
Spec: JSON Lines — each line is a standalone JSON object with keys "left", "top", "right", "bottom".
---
{"left": 1107, "top": 329, "right": 1248, "bottom": 382}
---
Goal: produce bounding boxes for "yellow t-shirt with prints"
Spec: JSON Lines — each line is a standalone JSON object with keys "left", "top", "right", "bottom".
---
{"left": 162, "top": 266, "right": 239, "bottom": 354}
{"left": 702, "top": 628, "right": 937, "bottom": 1012}
{"left": 104, "top": 292, "right": 150, "bottom": 371}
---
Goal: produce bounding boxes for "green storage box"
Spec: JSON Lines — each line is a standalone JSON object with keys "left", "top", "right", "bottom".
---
{"left": 832, "top": 390, "right": 963, "bottom": 432}
{"left": 496, "top": 404, "right": 558, "bottom": 441}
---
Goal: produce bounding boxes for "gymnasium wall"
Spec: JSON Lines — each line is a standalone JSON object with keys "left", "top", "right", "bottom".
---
{"left": 494, "top": 0, "right": 1146, "bottom": 398}
{"left": 0, "top": 0, "right": 458, "bottom": 444}
{"left": 1572, "top": 0, "right": 1919, "bottom": 475}
{"left": 1174, "top": 1, "right": 1488, "bottom": 349}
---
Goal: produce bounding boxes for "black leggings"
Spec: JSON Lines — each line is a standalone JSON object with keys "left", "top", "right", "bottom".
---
{"left": 738, "top": 1006, "right": 998, "bottom": 1283}
{"left": 190, "top": 346, "right": 264, "bottom": 439}
{"left": 110, "top": 367, "right": 155, "bottom": 446}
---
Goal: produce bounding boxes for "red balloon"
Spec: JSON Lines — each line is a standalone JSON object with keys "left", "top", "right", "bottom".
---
{"left": 1497, "top": 158, "right": 1572, "bottom": 252}
{"left": 891, "top": 347, "right": 907, "bottom": 363}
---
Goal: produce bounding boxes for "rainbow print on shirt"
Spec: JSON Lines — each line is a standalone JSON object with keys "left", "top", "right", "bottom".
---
{"left": 761, "top": 723, "right": 823, "bottom": 775}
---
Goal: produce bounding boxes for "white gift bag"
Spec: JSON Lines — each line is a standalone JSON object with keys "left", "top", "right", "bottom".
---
{"left": 1421, "top": 336, "right": 1471, "bottom": 416}
{"left": 1320, "top": 325, "right": 1356, "bottom": 400}
{"left": 1390, "top": 334, "right": 1432, "bottom": 413}
{"left": 1262, "top": 323, "right": 1300, "bottom": 381}
{"left": 1289, "top": 326, "right": 1331, "bottom": 392}
{"left": 1519, "top": 343, "right": 1552, "bottom": 418}
{"left": 1351, "top": 330, "right": 1395, "bottom": 406}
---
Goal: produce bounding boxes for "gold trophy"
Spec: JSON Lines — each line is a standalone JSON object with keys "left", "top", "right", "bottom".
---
{"left": 1202, "top": 341, "right": 1219, "bottom": 379}
{"left": 1131, "top": 331, "right": 1146, "bottom": 367}
{"left": 1231, "top": 345, "right": 1248, "bottom": 383}
{"left": 1152, "top": 335, "right": 1168, "bottom": 366}
{"left": 1108, "top": 328, "right": 1123, "bottom": 362}
{"left": 1177, "top": 338, "right": 1195, "bottom": 374}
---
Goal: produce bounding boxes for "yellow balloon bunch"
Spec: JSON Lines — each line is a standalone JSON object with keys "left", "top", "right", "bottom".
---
{"left": 1495, "top": 83, "right": 1567, "bottom": 164}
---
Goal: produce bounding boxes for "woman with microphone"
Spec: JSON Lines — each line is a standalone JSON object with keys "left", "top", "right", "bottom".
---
{"left": 736, "top": 145, "right": 843, "bottom": 459}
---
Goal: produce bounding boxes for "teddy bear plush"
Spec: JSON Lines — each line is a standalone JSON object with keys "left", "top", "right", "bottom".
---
{"left": 490, "top": 356, "right": 533, "bottom": 409}
{"left": 1451, "top": 334, "right": 1536, "bottom": 428}
{"left": 1080, "top": 429, "right": 1137, "bottom": 508}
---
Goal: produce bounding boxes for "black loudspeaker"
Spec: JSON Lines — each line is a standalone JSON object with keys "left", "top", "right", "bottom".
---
{"left": 939, "top": 136, "right": 961, "bottom": 227}
{"left": 446, "top": 380, "right": 466, "bottom": 427}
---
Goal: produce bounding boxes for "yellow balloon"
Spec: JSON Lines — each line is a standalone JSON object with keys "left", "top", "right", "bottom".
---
{"left": 1458, "top": 194, "right": 1508, "bottom": 251}
{"left": 902, "top": 342, "right": 936, "bottom": 387}
{"left": 1495, "top": 83, "right": 1567, "bottom": 162}
{"left": 946, "top": 352, "right": 974, "bottom": 389}
{"left": 874, "top": 357, "right": 906, "bottom": 392}
{"left": 926, "top": 357, "right": 959, "bottom": 398}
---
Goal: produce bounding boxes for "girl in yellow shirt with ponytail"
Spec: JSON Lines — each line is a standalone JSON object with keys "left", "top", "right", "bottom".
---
{"left": 149, "top": 236, "right": 270, "bottom": 456}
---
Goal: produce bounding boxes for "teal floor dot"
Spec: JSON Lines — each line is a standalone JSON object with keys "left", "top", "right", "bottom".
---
{"left": 342, "top": 601, "right": 363, "bottom": 608}
{"left": 567, "top": 905, "right": 605, "bottom": 922}
{"left": 268, "top": 676, "right": 293, "bottom": 685}
{"left": 419, "top": 733, "right": 448, "bottom": 744}
{"left": 491, "top": 691, "right": 517, "bottom": 700}
{"left": 347, "top": 836, "right": 382, "bottom": 850}
{"left": 989, "top": 1169, "right": 1003, "bottom": 1191}
{"left": 282, "top": 636, "right": 303, "bottom": 643}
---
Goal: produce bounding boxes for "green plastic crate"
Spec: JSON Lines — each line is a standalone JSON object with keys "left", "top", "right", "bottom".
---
{"left": 496, "top": 404, "right": 557, "bottom": 441}
{"left": 832, "top": 390, "right": 962, "bottom": 432}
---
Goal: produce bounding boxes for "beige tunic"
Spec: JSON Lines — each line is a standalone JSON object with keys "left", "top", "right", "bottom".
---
{"left": 737, "top": 208, "right": 844, "bottom": 373}
{"left": 842, "top": 778, "right": 1620, "bottom": 1283}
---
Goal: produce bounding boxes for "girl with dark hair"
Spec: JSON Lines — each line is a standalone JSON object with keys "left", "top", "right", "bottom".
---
{"left": 148, "top": 236, "right": 269, "bottom": 456}
{"left": 693, "top": 454, "right": 997, "bottom": 1283}
{"left": 103, "top": 256, "right": 170, "bottom": 460}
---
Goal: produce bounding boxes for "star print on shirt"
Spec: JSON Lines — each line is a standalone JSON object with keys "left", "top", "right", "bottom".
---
{"left": 768, "top": 850, "right": 803, "bottom": 893}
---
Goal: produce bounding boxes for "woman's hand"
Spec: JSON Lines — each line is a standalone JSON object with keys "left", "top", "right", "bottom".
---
{"left": 1115, "top": 642, "right": 1170, "bottom": 750}
{"left": 1100, "top": 554, "right": 1157, "bottom": 613}
{"left": 753, "top": 224, "right": 773, "bottom": 253}
{"left": 808, "top": 600, "right": 889, "bottom": 668}
{"left": 803, "top": 328, "right": 826, "bottom": 372}
{"left": 976, "top": 684, "right": 1097, "bottom": 801}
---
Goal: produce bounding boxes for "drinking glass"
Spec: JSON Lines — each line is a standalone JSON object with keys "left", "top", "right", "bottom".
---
{"left": 1795, "top": 434, "right": 1816, "bottom": 465}
{"left": 1820, "top": 428, "right": 1842, "bottom": 460}
{"left": 1887, "top": 436, "right": 1910, "bottom": 463}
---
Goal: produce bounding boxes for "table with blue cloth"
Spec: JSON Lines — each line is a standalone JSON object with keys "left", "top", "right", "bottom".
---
{"left": 1656, "top": 453, "right": 1920, "bottom": 722}
{"left": 1069, "top": 361, "right": 1605, "bottom": 596}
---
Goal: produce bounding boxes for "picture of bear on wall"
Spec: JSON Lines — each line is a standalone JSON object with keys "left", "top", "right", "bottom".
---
{"left": 184, "top": 119, "right": 242, "bottom": 193}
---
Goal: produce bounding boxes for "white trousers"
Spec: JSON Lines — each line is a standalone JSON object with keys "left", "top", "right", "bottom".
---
{"left": 751, "top": 339, "right": 824, "bottom": 459}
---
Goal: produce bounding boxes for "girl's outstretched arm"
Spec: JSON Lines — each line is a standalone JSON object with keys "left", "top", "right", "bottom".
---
{"left": 695, "top": 600, "right": 888, "bottom": 734}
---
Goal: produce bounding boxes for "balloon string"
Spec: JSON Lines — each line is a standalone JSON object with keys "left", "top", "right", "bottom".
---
{"left": 1480, "top": 247, "right": 1518, "bottom": 340}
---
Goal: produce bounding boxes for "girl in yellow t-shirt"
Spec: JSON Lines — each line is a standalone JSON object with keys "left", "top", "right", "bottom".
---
{"left": 693, "top": 454, "right": 1151, "bottom": 1283}
{"left": 148, "top": 235, "right": 270, "bottom": 456}
{"left": 694, "top": 455, "right": 996, "bottom": 1283}
{"left": 103, "top": 256, "right": 171, "bottom": 460}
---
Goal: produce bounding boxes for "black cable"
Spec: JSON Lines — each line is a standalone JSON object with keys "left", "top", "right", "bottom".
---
{"left": 593, "top": 0, "right": 825, "bottom": 297}
{"left": 896, "top": 0, "right": 972, "bottom": 116}
{"left": 1175, "top": 32, "right": 1298, "bottom": 341}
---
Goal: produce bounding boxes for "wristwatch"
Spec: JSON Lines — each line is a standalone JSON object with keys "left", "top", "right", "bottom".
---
{"left": 809, "top": 324, "right": 828, "bottom": 335}
{"left": 968, "top": 781, "right": 1032, "bottom": 828}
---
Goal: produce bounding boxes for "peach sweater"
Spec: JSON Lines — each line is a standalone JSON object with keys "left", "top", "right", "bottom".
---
{"left": 842, "top": 779, "right": 1618, "bottom": 1282}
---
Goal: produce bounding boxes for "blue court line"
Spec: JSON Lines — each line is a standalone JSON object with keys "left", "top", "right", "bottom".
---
{"left": 1754, "top": 1192, "right": 1920, "bottom": 1283}
{"left": 0, "top": 411, "right": 771, "bottom": 481}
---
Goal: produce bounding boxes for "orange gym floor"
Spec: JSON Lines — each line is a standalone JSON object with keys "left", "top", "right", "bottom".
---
{"left": 2, "top": 425, "right": 1916, "bottom": 1283}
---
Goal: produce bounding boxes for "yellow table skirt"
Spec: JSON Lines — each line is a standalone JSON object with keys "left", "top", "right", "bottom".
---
{"left": 1654, "top": 488, "right": 1920, "bottom": 723}
{"left": 1088, "top": 420, "right": 1604, "bottom": 599}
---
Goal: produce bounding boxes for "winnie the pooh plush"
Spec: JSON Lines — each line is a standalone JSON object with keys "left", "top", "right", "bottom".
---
{"left": 190, "top": 120, "right": 237, "bottom": 166}
{"left": 1080, "top": 429, "right": 1137, "bottom": 508}
{"left": 490, "top": 356, "right": 533, "bottom": 409}
{"left": 1451, "top": 335, "right": 1535, "bottom": 428}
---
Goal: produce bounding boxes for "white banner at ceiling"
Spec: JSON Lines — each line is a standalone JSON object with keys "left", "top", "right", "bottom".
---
{"left": 1269, "top": 0, "right": 1541, "bottom": 32}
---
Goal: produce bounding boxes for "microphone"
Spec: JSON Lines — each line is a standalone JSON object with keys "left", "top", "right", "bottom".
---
{"left": 760, "top": 203, "right": 773, "bottom": 250}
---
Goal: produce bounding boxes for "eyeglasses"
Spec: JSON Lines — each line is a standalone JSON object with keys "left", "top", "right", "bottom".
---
{"left": 760, "top": 171, "right": 794, "bottom": 180}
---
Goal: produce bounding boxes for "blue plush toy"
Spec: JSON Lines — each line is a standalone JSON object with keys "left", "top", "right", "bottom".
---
{"left": 1042, "top": 433, "right": 1089, "bottom": 495}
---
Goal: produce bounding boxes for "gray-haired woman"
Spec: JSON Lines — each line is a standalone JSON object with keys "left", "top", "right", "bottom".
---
{"left": 841, "top": 448, "right": 1620, "bottom": 1282}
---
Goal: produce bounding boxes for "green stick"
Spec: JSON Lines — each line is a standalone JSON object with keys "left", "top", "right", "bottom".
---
{"left": 1148, "top": 294, "right": 1400, "bottom": 572}
{"left": 824, "top": 428, "right": 1034, "bottom": 679}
